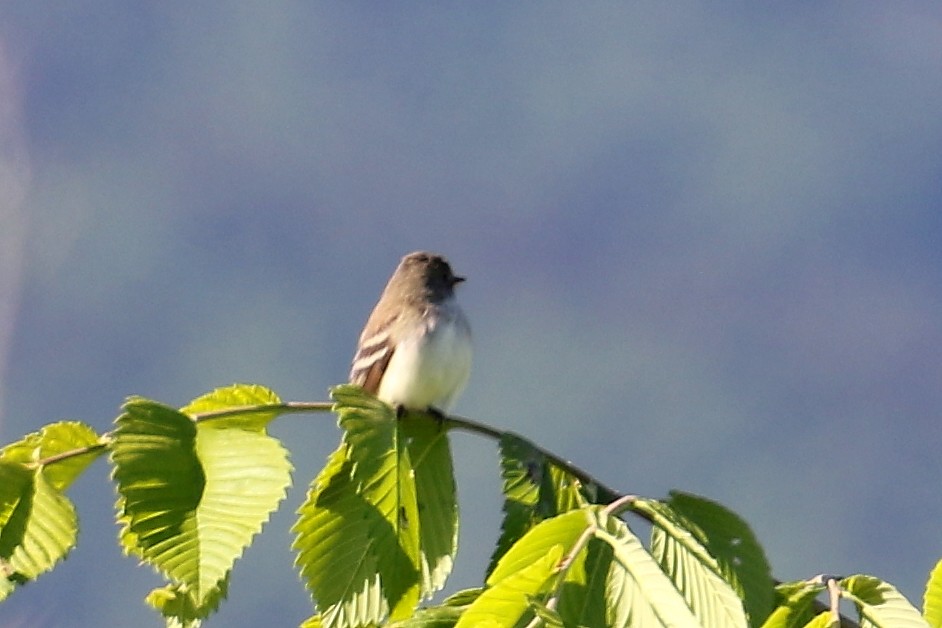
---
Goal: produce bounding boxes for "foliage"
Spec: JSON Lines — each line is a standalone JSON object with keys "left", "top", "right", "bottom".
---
{"left": 110, "top": 385, "right": 292, "bottom": 622}
{"left": 0, "top": 382, "right": 938, "bottom": 627}
{"left": 0, "top": 421, "right": 105, "bottom": 602}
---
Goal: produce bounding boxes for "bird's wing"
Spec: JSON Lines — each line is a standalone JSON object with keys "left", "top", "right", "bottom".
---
{"left": 350, "top": 317, "right": 396, "bottom": 394}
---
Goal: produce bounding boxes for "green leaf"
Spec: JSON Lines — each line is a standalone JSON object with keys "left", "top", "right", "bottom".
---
{"left": 925, "top": 559, "right": 942, "bottom": 627}
{"left": 389, "top": 590, "right": 481, "bottom": 627}
{"left": 0, "top": 460, "right": 34, "bottom": 602}
{"left": 338, "top": 386, "right": 422, "bottom": 618}
{"left": 760, "top": 581, "right": 825, "bottom": 628}
{"left": 592, "top": 509, "right": 700, "bottom": 627}
{"left": 111, "top": 393, "right": 291, "bottom": 613}
{"left": 528, "top": 596, "right": 571, "bottom": 627}
{"left": 555, "top": 528, "right": 611, "bottom": 628}
{"left": 1, "top": 421, "right": 105, "bottom": 491}
{"left": 113, "top": 398, "right": 203, "bottom": 561}
{"left": 482, "top": 508, "right": 600, "bottom": 627}
{"left": 180, "top": 383, "right": 282, "bottom": 429}
{"left": 665, "top": 491, "right": 775, "bottom": 625}
{"left": 489, "top": 434, "right": 542, "bottom": 579}
{"left": 293, "top": 386, "right": 424, "bottom": 627}
{"left": 804, "top": 611, "right": 839, "bottom": 628}
{"left": 638, "top": 498, "right": 748, "bottom": 627}
{"left": 388, "top": 604, "right": 465, "bottom": 628}
{"left": 145, "top": 579, "right": 228, "bottom": 624}
{"left": 487, "top": 508, "right": 589, "bottom": 587}
{"left": 294, "top": 443, "right": 418, "bottom": 627}
{"left": 403, "top": 414, "right": 458, "bottom": 597}
{"left": 0, "top": 575, "right": 12, "bottom": 604}
{"left": 841, "top": 575, "right": 929, "bottom": 628}
{"left": 456, "top": 544, "right": 565, "bottom": 627}
{"left": 489, "top": 434, "right": 587, "bottom": 578}
{"left": 441, "top": 588, "right": 483, "bottom": 606}
{"left": 294, "top": 445, "right": 380, "bottom": 627}
{"left": 0, "top": 461, "right": 77, "bottom": 601}
{"left": 543, "top": 465, "right": 589, "bottom": 514}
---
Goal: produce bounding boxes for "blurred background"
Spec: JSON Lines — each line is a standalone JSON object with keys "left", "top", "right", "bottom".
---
{"left": 2, "top": 3, "right": 941, "bottom": 626}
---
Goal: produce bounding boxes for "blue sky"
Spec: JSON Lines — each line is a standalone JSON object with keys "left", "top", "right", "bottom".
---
{"left": 2, "top": 3, "right": 942, "bottom": 626}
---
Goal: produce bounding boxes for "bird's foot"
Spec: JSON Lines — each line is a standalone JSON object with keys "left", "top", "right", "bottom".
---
{"left": 426, "top": 406, "right": 448, "bottom": 429}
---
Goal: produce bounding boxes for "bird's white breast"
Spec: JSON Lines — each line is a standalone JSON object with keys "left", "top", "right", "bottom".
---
{"left": 376, "top": 302, "right": 471, "bottom": 411}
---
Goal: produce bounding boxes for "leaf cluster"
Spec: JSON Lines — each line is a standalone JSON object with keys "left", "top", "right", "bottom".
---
{"left": 0, "top": 383, "right": 940, "bottom": 628}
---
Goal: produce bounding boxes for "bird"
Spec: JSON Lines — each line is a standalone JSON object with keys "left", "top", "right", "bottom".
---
{"left": 350, "top": 251, "right": 472, "bottom": 415}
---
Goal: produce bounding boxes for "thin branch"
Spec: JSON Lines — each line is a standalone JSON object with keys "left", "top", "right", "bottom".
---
{"left": 526, "top": 518, "right": 598, "bottom": 628}
{"left": 191, "top": 401, "right": 334, "bottom": 422}
{"left": 27, "top": 402, "right": 335, "bottom": 468}
{"left": 602, "top": 494, "right": 638, "bottom": 516}
{"left": 444, "top": 413, "right": 623, "bottom": 503}
{"left": 28, "top": 440, "right": 111, "bottom": 468}
{"left": 827, "top": 576, "right": 843, "bottom": 624}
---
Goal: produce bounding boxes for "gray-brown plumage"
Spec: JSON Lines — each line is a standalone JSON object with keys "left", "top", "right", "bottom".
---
{"left": 350, "top": 251, "right": 471, "bottom": 411}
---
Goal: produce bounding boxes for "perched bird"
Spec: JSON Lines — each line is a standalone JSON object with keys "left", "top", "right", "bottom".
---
{"left": 350, "top": 251, "right": 472, "bottom": 414}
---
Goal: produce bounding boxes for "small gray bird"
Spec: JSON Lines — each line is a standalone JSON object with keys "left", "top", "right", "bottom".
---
{"left": 350, "top": 251, "right": 472, "bottom": 413}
